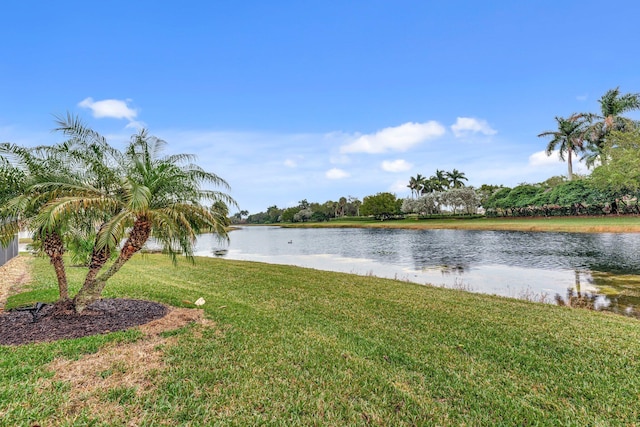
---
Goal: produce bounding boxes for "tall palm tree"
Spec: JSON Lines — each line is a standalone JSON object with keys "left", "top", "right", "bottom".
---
{"left": 407, "top": 174, "right": 426, "bottom": 198}
{"left": 431, "top": 169, "right": 450, "bottom": 191}
{"left": 596, "top": 87, "right": 640, "bottom": 132}
{"left": 446, "top": 169, "right": 468, "bottom": 188}
{"left": 419, "top": 178, "right": 435, "bottom": 195}
{"left": 338, "top": 196, "right": 347, "bottom": 217}
{"left": 407, "top": 177, "right": 417, "bottom": 198}
{"left": 584, "top": 87, "right": 640, "bottom": 166}
{"left": 538, "top": 114, "right": 589, "bottom": 181}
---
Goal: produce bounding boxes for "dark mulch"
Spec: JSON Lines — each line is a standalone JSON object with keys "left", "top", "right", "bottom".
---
{"left": 0, "top": 299, "right": 169, "bottom": 346}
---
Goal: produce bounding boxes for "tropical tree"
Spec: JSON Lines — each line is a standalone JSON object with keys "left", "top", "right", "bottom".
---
{"left": 337, "top": 196, "right": 347, "bottom": 217}
{"left": 538, "top": 113, "right": 589, "bottom": 181}
{"left": 431, "top": 169, "right": 450, "bottom": 191}
{"left": 0, "top": 142, "right": 80, "bottom": 301}
{"left": 440, "top": 187, "right": 479, "bottom": 214}
{"left": 266, "top": 205, "right": 283, "bottom": 223}
{"left": 446, "top": 169, "right": 468, "bottom": 188}
{"left": 407, "top": 174, "right": 426, "bottom": 198}
{"left": 360, "top": 192, "right": 401, "bottom": 220}
{"left": 502, "top": 185, "right": 545, "bottom": 216}
{"left": 584, "top": 87, "right": 640, "bottom": 166}
{"left": 476, "top": 184, "right": 503, "bottom": 209}
{"left": 231, "top": 209, "right": 249, "bottom": 223}
{"left": 483, "top": 186, "right": 513, "bottom": 216}
{"left": 401, "top": 193, "right": 440, "bottom": 216}
{"left": 346, "top": 196, "right": 361, "bottom": 216}
{"left": 298, "top": 199, "right": 310, "bottom": 209}
{"left": 591, "top": 129, "right": 640, "bottom": 198}
{"left": 419, "top": 178, "right": 436, "bottom": 195}
{"left": 0, "top": 157, "right": 26, "bottom": 206}
{"left": 280, "top": 207, "right": 298, "bottom": 222}
{"left": 293, "top": 208, "right": 314, "bottom": 222}
{"left": 1, "top": 116, "right": 235, "bottom": 313}
{"left": 73, "top": 128, "right": 235, "bottom": 312}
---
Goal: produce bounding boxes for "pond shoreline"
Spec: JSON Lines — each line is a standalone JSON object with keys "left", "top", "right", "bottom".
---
{"left": 277, "top": 215, "right": 640, "bottom": 233}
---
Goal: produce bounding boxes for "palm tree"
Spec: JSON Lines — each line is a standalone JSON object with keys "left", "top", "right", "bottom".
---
{"left": 338, "top": 197, "right": 347, "bottom": 217}
{"left": 538, "top": 114, "right": 589, "bottom": 181}
{"left": 407, "top": 174, "right": 426, "bottom": 198}
{"left": 596, "top": 87, "right": 640, "bottom": 133}
{"left": 419, "top": 178, "right": 434, "bottom": 195}
{"left": 0, "top": 142, "right": 80, "bottom": 301}
{"left": 447, "top": 169, "right": 468, "bottom": 188}
{"left": 584, "top": 87, "right": 640, "bottom": 166}
{"left": 431, "top": 169, "right": 450, "bottom": 191}
{"left": 72, "top": 127, "right": 236, "bottom": 312}
{"left": 348, "top": 196, "right": 362, "bottom": 216}
{"left": 2, "top": 116, "right": 235, "bottom": 313}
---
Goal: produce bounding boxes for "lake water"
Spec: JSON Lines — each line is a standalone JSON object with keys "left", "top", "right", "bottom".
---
{"left": 193, "top": 226, "right": 640, "bottom": 316}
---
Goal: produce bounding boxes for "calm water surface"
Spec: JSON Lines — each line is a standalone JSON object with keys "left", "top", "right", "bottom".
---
{"left": 194, "top": 226, "right": 640, "bottom": 316}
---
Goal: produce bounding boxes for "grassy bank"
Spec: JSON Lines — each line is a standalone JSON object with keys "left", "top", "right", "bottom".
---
{"left": 2, "top": 254, "right": 640, "bottom": 425}
{"left": 284, "top": 215, "right": 640, "bottom": 233}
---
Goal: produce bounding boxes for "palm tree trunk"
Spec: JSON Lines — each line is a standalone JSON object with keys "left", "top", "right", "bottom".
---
{"left": 43, "top": 231, "right": 69, "bottom": 301}
{"left": 567, "top": 148, "right": 573, "bottom": 181}
{"left": 81, "top": 245, "right": 111, "bottom": 291}
{"left": 73, "top": 217, "right": 151, "bottom": 312}
{"left": 80, "top": 223, "right": 112, "bottom": 289}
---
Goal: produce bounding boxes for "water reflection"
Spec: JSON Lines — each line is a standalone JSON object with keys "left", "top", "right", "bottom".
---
{"left": 582, "top": 271, "right": 640, "bottom": 317}
{"left": 192, "top": 227, "right": 640, "bottom": 317}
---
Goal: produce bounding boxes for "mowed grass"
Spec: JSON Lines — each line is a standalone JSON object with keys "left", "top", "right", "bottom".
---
{"left": 286, "top": 215, "right": 640, "bottom": 233}
{"left": 2, "top": 254, "right": 640, "bottom": 425}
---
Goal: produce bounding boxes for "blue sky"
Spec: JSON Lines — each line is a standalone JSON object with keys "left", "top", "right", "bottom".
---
{"left": 2, "top": 1, "right": 640, "bottom": 214}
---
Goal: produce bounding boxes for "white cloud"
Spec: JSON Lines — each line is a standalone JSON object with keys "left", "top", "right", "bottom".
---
{"left": 340, "top": 121, "right": 445, "bottom": 154}
{"left": 451, "top": 117, "right": 497, "bottom": 138}
{"left": 381, "top": 159, "right": 412, "bottom": 172}
{"left": 529, "top": 150, "right": 559, "bottom": 167}
{"left": 576, "top": 94, "right": 588, "bottom": 101}
{"left": 326, "top": 168, "right": 350, "bottom": 179}
{"left": 78, "top": 97, "right": 138, "bottom": 121}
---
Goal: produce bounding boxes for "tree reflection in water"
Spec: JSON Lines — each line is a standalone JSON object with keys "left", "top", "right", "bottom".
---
{"left": 556, "top": 270, "right": 640, "bottom": 318}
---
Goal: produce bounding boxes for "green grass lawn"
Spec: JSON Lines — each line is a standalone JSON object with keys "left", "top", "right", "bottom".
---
{"left": 2, "top": 254, "right": 640, "bottom": 425}
{"left": 284, "top": 215, "right": 640, "bottom": 233}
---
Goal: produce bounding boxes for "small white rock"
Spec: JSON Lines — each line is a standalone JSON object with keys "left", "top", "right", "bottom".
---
{"left": 194, "top": 297, "right": 206, "bottom": 306}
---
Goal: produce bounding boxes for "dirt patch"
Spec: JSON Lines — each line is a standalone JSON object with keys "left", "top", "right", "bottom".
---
{"left": 0, "top": 256, "right": 31, "bottom": 312}
{"left": 41, "top": 308, "right": 211, "bottom": 425}
{"left": 0, "top": 298, "right": 170, "bottom": 346}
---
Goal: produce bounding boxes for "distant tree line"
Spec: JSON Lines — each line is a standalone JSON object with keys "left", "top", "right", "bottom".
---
{"left": 246, "top": 196, "right": 362, "bottom": 224}
{"left": 245, "top": 128, "right": 640, "bottom": 221}
{"left": 243, "top": 87, "right": 640, "bottom": 222}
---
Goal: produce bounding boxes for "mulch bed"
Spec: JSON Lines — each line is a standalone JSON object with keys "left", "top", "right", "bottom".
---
{"left": 0, "top": 299, "right": 169, "bottom": 346}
